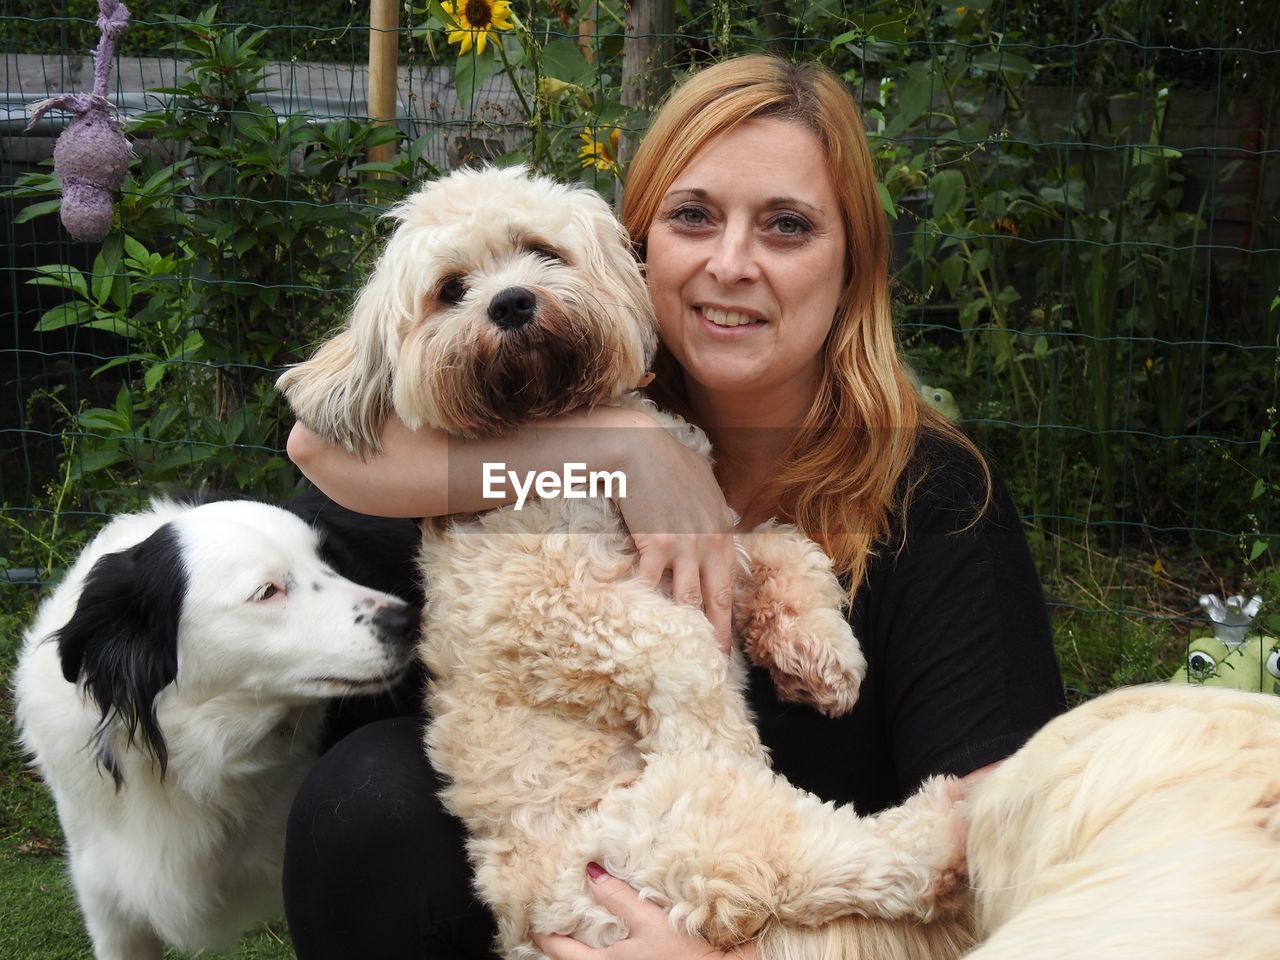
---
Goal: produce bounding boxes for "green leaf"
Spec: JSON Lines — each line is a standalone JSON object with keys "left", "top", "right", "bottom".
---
{"left": 29, "top": 264, "right": 88, "bottom": 297}
{"left": 454, "top": 44, "right": 504, "bottom": 109}
{"left": 1033, "top": 335, "right": 1049, "bottom": 359}
{"left": 73, "top": 447, "right": 129, "bottom": 474}
{"left": 123, "top": 234, "right": 151, "bottom": 263}
{"left": 77, "top": 408, "right": 132, "bottom": 433}
{"left": 876, "top": 182, "right": 897, "bottom": 220}
{"left": 971, "top": 52, "right": 1038, "bottom": 79}
{"left": 929, "top": 169, "right": 966, "bottom": 220}
{"left": 886, "top": 67, "right": 932, "bottom": 137}
{"left": 35, "top": 301, "right": 93, "bottom": 332}
{"left": 540, "top": 38, "right": 592, "bottom": 85}
{"left": 14, "top": 198, "right": 61, "bottom": 224}
{"left": 1249, "top": 540, "right": 1269, "bottom": 563}
{"left": 1261, "top": 430, "right": 1272, "bottom": 456}
{"left": 144, "top": 361, "right": 171, "bottom": 393}
{"left": 939, "top": 254, "right": 964, "bottom": 297}
{"left": 1253, "top": 478, "right": 1267, "bottom": 500}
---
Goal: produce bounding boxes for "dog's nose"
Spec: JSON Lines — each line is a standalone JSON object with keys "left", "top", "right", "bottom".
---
{"left": 488, "top": 287, "right": 537, "bottom": 329}
{"left": 371, "top": 599, "right": 418, "bottom": 648}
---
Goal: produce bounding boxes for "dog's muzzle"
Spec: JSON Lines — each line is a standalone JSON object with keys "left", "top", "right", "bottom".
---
{"left": 489, "top": 287, "right": 537, "bottom": 330}
{"left": 372, "top": 599, "right": 419, "bottom": 649}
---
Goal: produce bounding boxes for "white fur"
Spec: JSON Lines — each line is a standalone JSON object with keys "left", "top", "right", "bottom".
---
{"left": 787, "top": 684, "right": 1280, "bottom": 960}
{"left": 962, "top": 684, "right": 1280, "bottom": 959}
{"left": 13, "top": 499, "right": 416, "bottom": 960}
{"left": 279, "top": 166, "right": 970, "bottom": 958}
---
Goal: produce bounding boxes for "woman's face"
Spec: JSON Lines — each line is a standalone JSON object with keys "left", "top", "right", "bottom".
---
{"left": 645, "top": 117, "right": 848, "bottom": 413}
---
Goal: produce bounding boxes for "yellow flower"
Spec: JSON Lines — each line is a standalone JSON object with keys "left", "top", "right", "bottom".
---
{"left": 579, "top": 125, "right": 621, "bottom": 171}
{"left": 991, "top": 216, "right": 1020, "bottom": 237}
{"left": 442, "top": 0, "right": 514, "bottom": 56}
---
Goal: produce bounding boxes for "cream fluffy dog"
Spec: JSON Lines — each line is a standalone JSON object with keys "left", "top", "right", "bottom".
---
{"left": 278, "top": 165, "right": 969, "bottom": 958}
{"left": 761, "top": 683, "right": 1280, "bottom": 960}
{"left": 962, "top": 683, "right": 1280, "bottom": 960}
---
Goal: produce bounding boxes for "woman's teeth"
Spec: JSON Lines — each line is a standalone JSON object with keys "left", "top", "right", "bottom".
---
{"left": 703, "top": 307, "right": 760, "bottom": 327}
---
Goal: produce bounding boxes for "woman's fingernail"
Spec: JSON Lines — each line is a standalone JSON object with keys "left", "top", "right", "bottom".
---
{"left": 586, "top": 861, "right": 608, "bottom": 882}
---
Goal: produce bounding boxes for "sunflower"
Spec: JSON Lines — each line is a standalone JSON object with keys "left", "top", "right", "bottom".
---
{"left": 579, "top": 125, "right": 621, "bottom": 171}
{"left": 442, "top": 0, "right": 514, "bottom": 57}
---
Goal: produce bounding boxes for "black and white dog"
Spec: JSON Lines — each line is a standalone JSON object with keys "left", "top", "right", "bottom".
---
{"left": 13, "top": 493, "right": 420, "bottom": 960}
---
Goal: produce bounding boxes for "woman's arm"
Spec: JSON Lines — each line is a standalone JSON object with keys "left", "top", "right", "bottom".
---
{"left": 287, "top": 406, "right": 740, "bottom": 650}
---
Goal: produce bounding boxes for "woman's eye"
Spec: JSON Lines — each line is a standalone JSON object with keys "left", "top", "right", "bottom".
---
{"left": 772, "top": 214, "right": 811, "bottom": 235}
{"left": 439, "top": 276, "right": 467, "bottom": 304}
{"left": 672, "top": 206, "right": 709, "bottom": 227}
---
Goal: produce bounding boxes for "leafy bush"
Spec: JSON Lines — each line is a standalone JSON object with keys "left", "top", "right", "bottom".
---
{"left": 8, "top": 7, "right": 420, "bottom": 510}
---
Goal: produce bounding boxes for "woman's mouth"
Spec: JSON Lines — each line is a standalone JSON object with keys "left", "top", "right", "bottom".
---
{"left": 699, "top": 306, "right": 766, "bottom": 328}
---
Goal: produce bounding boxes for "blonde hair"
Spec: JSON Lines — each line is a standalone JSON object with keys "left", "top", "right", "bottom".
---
{"left": 621, "top": 55, "right": 989, "bottom": 596}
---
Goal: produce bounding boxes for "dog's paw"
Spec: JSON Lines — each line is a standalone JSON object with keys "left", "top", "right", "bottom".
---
{"left": 741, "top": 606, "right": 866, "bottom": 717}
{"left": 888, "top": 775, "right": 970, "bottom": 917}
{"left": 663, "top": 877, "right": 773, "bottom": 950}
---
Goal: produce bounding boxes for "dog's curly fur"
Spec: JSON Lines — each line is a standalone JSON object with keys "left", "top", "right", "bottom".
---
{"left": 13, "top": 499, "right": 418, "bottom": 960}
{"left": 278, "top": 165, "right": 970, "bottom": 958}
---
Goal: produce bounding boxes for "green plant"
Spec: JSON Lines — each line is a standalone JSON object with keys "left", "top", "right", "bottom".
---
{"left": 8, "top": 7, "right": 426, "bottom": 509}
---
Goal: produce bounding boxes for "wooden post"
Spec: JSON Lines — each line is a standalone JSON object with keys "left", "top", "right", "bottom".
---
{"left": 620, "top": 0, "right": 674, "bottom": 164}
{"left": 368, "top": 0, "right": 399, "bottom": 171}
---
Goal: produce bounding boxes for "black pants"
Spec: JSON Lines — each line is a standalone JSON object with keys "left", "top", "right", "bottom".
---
{"left": 283, "top": 717, "right": 499, "bottom": 959}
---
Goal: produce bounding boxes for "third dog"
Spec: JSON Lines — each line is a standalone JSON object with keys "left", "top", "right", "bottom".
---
{"left": 14, "top": 497, "right": 418, "bottom": 960}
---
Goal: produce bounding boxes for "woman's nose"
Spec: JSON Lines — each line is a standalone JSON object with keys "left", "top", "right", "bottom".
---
{"left": 704, "top": 223, "right": 761, "bottom": 284}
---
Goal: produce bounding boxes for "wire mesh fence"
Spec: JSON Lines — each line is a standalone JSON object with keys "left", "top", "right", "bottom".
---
{"left": 2, "top": 0, "right": 1278, "bottom": 696}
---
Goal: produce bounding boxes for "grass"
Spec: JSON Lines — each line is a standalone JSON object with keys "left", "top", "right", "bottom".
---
{"left": 0, "top": 597, "right": 295, "bottom": 960}
{"left": 1034, "top": 527, "right": 1194, "bottom": 702}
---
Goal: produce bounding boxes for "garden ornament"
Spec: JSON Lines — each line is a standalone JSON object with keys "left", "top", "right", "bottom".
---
{"left": 1172, "top": 594, "right": 1279, "bottom": 695}
{"left": 25, "top": 0, "right": 132, "bottom": 243}
{"left": 1197, "top": 593, "right": 1263, "bottom": 649}
{"left": 920, "top": 384, "right": 961, "bottom": 422}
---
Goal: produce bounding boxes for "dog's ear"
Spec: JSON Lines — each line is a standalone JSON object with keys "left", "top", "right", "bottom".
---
{"left": 571, "top": 191, "right": 659, "bottom": 372}
{"left": 55, "top": 523, "right": 186, "bottom": 787}
{"left": 277, "top": 272, "right": 399, "bottom": 455}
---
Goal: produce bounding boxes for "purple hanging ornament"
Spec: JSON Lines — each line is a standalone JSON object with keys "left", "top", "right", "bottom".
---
{"left": 25, "top": 0, "right": 133, "bottom": 242}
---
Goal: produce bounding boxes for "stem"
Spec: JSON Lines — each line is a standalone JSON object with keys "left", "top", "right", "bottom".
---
{"left": 496, "top": 27, "right": 534, "bottom": 124}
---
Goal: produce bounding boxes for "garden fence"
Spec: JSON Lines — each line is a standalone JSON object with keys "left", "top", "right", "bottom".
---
{"left": 2, "top": 0, "right": 1277, "bottom": 697}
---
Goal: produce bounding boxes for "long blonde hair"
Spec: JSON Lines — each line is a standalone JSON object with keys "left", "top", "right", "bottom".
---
{"left": 621, "top": 55, "right": 989, "bottom": 595}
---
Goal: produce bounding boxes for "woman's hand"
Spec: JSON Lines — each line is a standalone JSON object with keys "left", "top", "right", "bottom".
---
{"left": 610, "top": 412, "right": 737, "bottom": 654}
{"left": 532, "top": 864, "right": 758, "bottom": 960}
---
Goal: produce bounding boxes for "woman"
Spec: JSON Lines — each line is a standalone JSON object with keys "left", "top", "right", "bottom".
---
{"left": 282, "top": 55, "right": 1064, "bottom": 960}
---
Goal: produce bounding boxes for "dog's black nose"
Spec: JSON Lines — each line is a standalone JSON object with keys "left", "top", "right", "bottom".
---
{"left": 488, "top": 287, "right": 537, "bottom": 329}
{"left": 372, "top": 600, "right": 418, "bottom": 648}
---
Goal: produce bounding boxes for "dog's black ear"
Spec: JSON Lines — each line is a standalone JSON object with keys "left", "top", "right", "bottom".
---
{"left": 55, "top": 523, "right": 187, "bottom": 786}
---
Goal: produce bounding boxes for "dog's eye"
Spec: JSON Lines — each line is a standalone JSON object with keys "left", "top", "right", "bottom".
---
{"left": 526, "top": 244, "right": 562, "bottom": 263}
{"left": 439, "top": 276, "right": 467, "bottom": 305}
{"left": 253, "top": 583, "right": 284, "bottom": 602}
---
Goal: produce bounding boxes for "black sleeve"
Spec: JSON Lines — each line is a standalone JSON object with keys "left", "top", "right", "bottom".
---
{"left": 858, "top": 440, "right": 1066, "bottom": 793}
